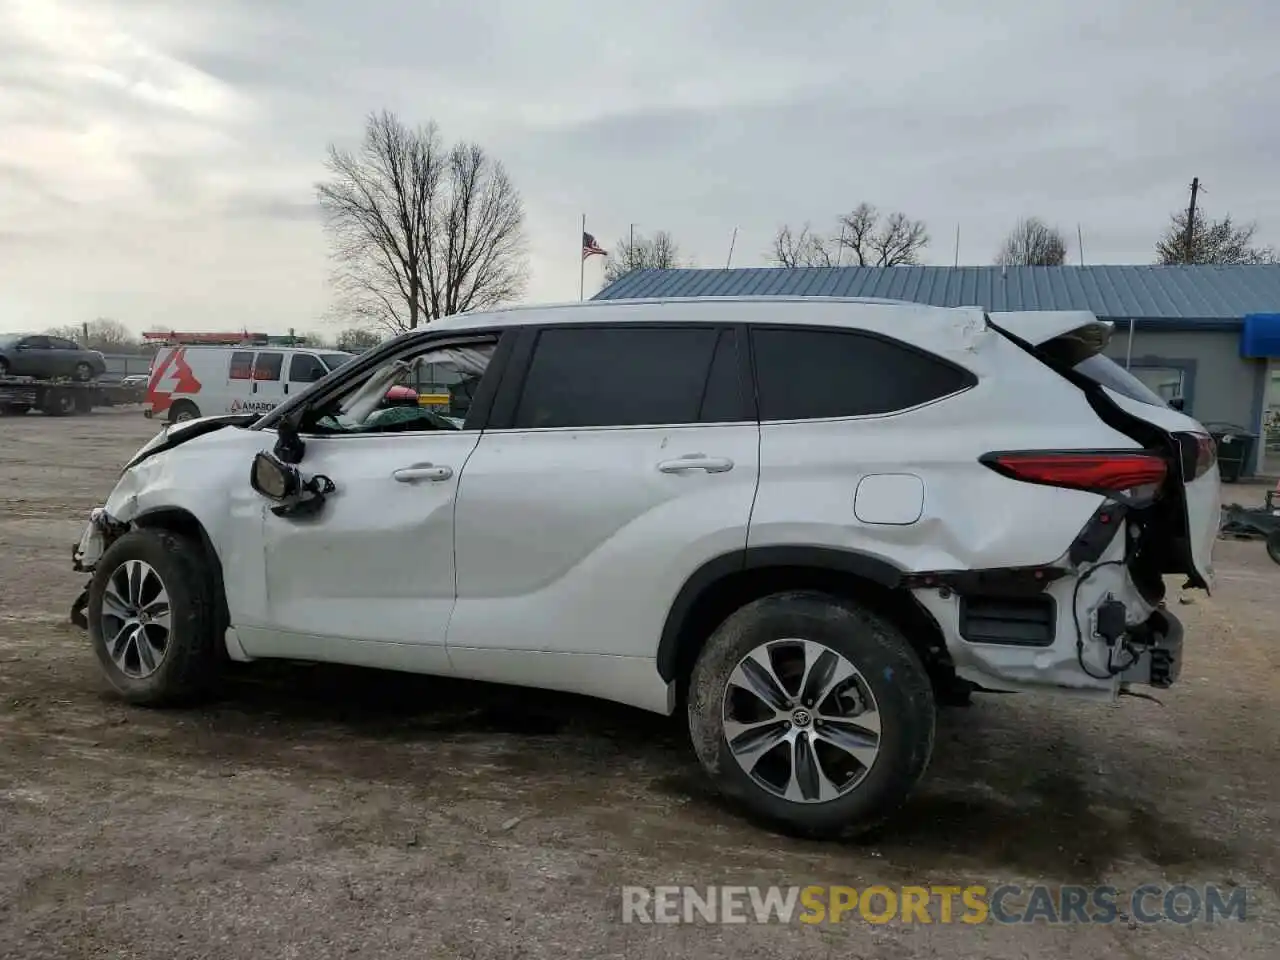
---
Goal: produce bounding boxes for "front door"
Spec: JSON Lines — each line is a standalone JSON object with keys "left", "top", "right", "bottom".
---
{"left": 448, "top": 323, "right": 760, "bottom": 686}
{"left": 234, "top": 335, "right": 505, "bottom": 674}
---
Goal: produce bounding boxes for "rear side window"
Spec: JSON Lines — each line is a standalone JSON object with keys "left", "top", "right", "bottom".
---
{"left": 229, "top": 351, "right": 253, "bottom": 380}
{"left": 253, "top": 352, "right": 283, "bottom": 381}
{"left": 512, "top": 326, "right": 738, "bottom": 429}
{"left": 751, "top": 327, "right": 976, "bottom": 421}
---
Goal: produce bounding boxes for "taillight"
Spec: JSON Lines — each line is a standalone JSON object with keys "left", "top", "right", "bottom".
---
{"left": 980, "top": 450, "right": 1168, "bottom": 497}
{"left": 1172, "top": 431, "right": 1216, "bottom": 482}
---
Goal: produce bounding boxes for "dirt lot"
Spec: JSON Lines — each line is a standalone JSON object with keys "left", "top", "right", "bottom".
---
{"left": 2, "top": 409, "right": 1278, "bottom": 959}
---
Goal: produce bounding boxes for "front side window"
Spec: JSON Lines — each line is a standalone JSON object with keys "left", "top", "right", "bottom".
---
{"left": 306, "top": 340, "right": 497, "bottom": 435}
{"left": 289, "top": 354, "right": 328, "bottom": 384}
{"left": 751, "top": 327, "right": 977, "bottom": 421}
{"left": 21, "top": 336, "right": 50, "bottom": 350}
{"left": 511, "top": 325, "right": 739, "bottom": 429}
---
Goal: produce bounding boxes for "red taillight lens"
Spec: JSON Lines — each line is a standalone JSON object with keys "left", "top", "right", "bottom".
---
{"left": 982, "top": 451, "right": 1168, "bottom": 494}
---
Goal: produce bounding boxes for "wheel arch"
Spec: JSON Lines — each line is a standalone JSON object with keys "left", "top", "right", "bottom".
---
{"left": 130, "top": 507, "right": 230, "bottom": 634}
{"left": 659, "top": 546, "right": 955, "bottom": 698}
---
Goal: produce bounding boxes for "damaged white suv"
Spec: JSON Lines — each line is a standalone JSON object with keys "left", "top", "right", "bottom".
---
{"left": 71, "top": 297, "right": 1220, "bottom": 837}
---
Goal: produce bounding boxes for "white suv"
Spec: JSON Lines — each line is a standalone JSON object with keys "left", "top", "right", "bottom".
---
{"left": 70, "top": 297, "right": 1220, "bottom": 837}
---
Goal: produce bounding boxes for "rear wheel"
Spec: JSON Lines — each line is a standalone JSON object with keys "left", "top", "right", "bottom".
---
{"left": 88, "top": 529, "right": 220, "bottom": 705}
{"left": 169, "top": 400, "right": 200, "bottom": 423}
{"left": 73, "top": 361, "right": 94, "bottom": 382}
{"left": 687, "top": 590, "right": 935, "bottom": 838}
{"left": 1267, "top": 531, "right": 1280, "bottom": 566}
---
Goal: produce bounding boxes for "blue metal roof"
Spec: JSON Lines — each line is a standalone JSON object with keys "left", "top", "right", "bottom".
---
{"left": 593, "top": 265, "right": 1280, "bottom": 326}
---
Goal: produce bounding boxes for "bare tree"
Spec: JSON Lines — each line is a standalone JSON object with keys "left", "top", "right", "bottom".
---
{"left": 603, "top": 229, "right": 684, "bottom": 283}
{"left": 772, "top": 223, "right": 837, "bottom": 268}
{"left": 47, "top": 318, "right": 139, "bottom": 352}
{"left": 318, "top": 110, "right": 528, "bottom": 336}
{"left": 335, "top": 328, "right": 383, "bottom": 352}
{"left": 1156, "top": 207, "right": 1278, "bottom": 264}
{"left": 995, "top": 217, "right": 1068, "bottom": 266}
{"left": 771, "top": 203, "right": 929, "bottom": 268}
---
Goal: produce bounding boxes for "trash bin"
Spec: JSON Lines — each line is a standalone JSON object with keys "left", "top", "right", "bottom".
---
{"left": 1204, "top": 423, "right": 1257, "bottom": 483}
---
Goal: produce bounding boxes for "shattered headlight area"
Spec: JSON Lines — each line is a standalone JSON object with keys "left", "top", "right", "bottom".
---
{"left": 70, "top": 508, "right": 127, "bottom": 630}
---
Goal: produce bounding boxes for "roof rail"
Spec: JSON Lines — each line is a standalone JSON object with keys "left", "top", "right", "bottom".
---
{"left": 141, "top": 331, "right": 310, "bottom": 346}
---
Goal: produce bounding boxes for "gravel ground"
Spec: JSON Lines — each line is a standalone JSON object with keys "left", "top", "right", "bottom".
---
{"left": 1, "top": 408, "right": 1278, "bottom": 959}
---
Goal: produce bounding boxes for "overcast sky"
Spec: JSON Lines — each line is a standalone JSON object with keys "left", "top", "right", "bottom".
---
{"left": 2, "top": 0, "right": 1278, "bottom": 335}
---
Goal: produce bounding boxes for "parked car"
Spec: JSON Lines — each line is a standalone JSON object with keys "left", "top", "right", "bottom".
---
{"left": 143, "top": 344, "right": 356, "bottom": 421}
{"left": 0, "top": 334, "right": 106, "bottom": 381}
{"left": 68, "top": 297, "right": 1220, "bottom": 837}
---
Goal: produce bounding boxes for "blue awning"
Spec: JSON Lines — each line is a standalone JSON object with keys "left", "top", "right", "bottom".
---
{"left": 1241, "top": 314, "right": 1280, "bottom": 358}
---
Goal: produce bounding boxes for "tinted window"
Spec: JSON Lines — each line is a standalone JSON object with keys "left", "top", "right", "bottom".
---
{"left": 21, "top": 336, "right": 50, "bottom": 349}
{"left": 697, "top": 329, "right": 744, "bottom": 422}
{"left": 1074, "top": 355, "right": 1169, "bottom": 407}
{"left": 253, "top": 352, "right": 283, "bottom": 381}
{"left": 229, "top": 351, "right": 253, "bottom": 380}
{"left": 512, "top": 326, "right": 724, "bottom": 429}
{"left": 752, "top": 327, "right": 975, "bottom": 421}
{"left": 289, "top": 353, "right": 328, "bottom": 383}
{"left": 49, "top": 338, "right": 80, "bottom": 350}
{"left": 321, "top": 353, "right": 354, "bottom": 371}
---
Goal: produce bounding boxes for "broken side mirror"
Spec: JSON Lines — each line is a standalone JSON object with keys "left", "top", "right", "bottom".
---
{"left": 250, "top": 451, "right": 301, "bottom": 502}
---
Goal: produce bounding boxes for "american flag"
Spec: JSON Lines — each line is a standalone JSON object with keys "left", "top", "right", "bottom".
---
{"left": 582, "top": 231, "right": 607, "bottom": 261}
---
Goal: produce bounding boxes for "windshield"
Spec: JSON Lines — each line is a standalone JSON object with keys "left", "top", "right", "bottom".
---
{"left": 320, "top": 352, "right": 355, "bottom": 371}
{"left": 1073, "top": 354, "right": 1170, "bottom": 407}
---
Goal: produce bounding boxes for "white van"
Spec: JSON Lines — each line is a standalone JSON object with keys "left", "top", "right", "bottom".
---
{"left": 145, "top": 345, "right": 355, "bottom": 422}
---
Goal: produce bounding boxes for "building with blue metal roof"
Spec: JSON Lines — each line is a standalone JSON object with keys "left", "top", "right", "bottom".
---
{"left": 595, "top": 265, "right": 1280, "bottom": 476}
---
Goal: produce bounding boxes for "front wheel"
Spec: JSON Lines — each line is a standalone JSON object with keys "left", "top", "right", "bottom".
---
{"left": 88, "top": 529, "right": 221, "bottom": 705}
{"left": 1267, "top": 531, "right": 1280, "bottom": 566}
{"left": 687, "top": 590, "right": 936, "bottom": 838}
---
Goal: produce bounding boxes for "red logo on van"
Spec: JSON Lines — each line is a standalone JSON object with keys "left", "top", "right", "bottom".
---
{"left": 147, "top": 348, "right": 202, "bottom": 415}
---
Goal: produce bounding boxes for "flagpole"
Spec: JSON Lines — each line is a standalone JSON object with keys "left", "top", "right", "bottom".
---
{"left": 579, "top": 213, "right": 586, "bottom": 301}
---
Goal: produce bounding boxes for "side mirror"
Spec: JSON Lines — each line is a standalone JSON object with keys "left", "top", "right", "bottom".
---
{"left": 250, "top": 451, "right": 301, "bottom": 501}
{"left": 1169, "top": 396, "right": 1186, "bottom": 412}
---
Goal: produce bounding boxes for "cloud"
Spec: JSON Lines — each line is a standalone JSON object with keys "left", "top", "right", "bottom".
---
{"left": 0, "top": 0, "right": 1278, "bottom": 332}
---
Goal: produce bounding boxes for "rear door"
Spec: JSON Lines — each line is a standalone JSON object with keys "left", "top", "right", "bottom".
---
{"left": 989, "top": 311, "right": 1220, "bottom": 588}
{"left": 13, "top": 335, "right": 53, "bottom": 376}
{"left": 225, "top": 350, "right": 255, "bottom": 413}
{"left": 249, "top": 351, "right": 286, "bottom": 414}
{"left": 448, "top": 323, "right": 760, "bottom": 684}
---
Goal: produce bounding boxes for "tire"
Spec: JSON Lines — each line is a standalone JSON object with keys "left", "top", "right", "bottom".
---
{"left": 687, "top": 590, "right": 936, "bottom": 839}
{"left": 88, "top": 529, "right": 220, "bottom": 706}
{"left": 73, "top": 361, "right": 94, "bottom": 382}
{"left": 41, "top": 390, "right": 76, "bottom": 417}
{"left": 169, "top": 400, "right": 200, "bottom": 423}
{"left": 74, "top": 390, "right": 94, "bottom": 413}
{"left": 1, "top": 403, "right": 30, "bottom": 416}
{"left": 1267, "top": 531, "right": 1280, "bottom": 566}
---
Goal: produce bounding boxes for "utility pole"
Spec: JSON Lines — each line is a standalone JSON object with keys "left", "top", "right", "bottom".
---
{"left": 1183, "top": 177, "right": 1200, "bottom": 264}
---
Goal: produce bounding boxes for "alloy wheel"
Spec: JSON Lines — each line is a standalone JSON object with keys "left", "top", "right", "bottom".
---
{"left": 722, "top": 638, "right": 882, "bottom": 803}
{"left": 100, "top": 560, "right": 172, "bottom": 679}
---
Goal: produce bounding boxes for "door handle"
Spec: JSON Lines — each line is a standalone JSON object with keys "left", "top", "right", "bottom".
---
{"left": 392, "top": 463, "right": 454, "bottom": 483}
{"left": 656, "top": 454, "right": 734, "bottom": 474}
